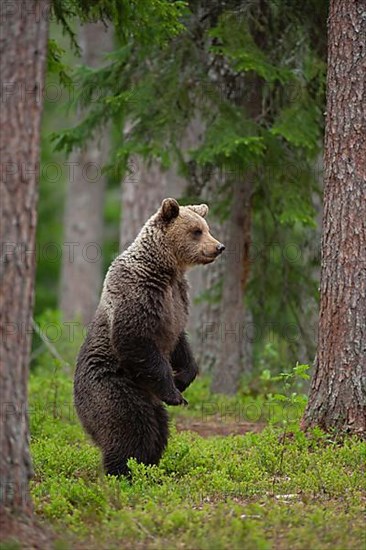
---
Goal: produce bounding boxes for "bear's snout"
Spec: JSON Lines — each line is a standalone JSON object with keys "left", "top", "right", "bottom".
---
{"left": 201, "top": 239, "right": 225, "bottom": 262}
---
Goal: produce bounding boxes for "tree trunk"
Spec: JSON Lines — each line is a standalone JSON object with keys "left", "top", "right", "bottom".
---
{"left": 120, "top": 159, "right": 168, "bottom": 251}
{"left": 119, "top": 118, "right": 202, "bottom": 252}
{"left": 188, "top": 233, "right": 225, "bottom": 373}
{"left": 187, "top": 183, "right": 229, "bottom": 374}
{"left": 211, "top": 179, "right": 253, "bottom": 394}
{"left": 60, "top": 23, "right": 113, "bottom": 325}
{"left": 302, "top": 0, "right": 366, "bottom": 435}
{"left": 0, "top": 0, "right": 50, "bottom": 513}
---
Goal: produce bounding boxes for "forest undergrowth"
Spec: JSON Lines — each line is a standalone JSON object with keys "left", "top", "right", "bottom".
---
{"left": 4, "top": 359, "right": 363, "bottom": 550}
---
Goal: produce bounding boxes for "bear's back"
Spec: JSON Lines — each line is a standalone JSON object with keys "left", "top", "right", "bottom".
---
{"left": 75, "top": 305, "right": 117, "bottom": 380}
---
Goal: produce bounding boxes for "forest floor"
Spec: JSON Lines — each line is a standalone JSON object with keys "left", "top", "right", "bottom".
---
{"left": 175, "top": 416, "right": 265, "bottom": 437}
{"left": 2, "top": 367, "right": 365, "bottom": 550}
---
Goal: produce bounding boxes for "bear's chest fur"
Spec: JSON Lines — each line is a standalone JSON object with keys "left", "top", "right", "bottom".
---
{"left": 157, "top": 277, "right": 189, "bottom": 357}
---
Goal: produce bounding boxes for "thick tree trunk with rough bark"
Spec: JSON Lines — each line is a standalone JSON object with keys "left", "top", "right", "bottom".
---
{"left": 211, "top": 179, "right": 253, "bottom": 394}
{"left": 302, "top": 0, "right": 366, "bottom": 435}
{"left": 60, "top": 23, "right": 113, "bottom": 325}
{"left": 0, "top": 0, "right": 49, "bottom": 513}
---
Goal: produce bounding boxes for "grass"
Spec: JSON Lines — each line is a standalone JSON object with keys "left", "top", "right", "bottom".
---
{"left": 23, "top": 365, "right": 366, "bottom": 549}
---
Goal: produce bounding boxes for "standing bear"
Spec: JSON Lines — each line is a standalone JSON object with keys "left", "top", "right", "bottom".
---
{"left": 74, "top": 198, "right": 225, "bottom": 476}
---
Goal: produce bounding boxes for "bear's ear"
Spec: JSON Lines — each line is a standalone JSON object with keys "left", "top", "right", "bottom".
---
{"left": 187, "top": 204, "right": 209, "bottom": 218}
{"left": 160, "top": 198, "right": 180, "bottom": 222}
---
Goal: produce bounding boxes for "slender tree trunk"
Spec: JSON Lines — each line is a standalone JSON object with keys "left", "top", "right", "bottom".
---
{"left": 120, "top": 159, "right": 168, "bottom": 251}
{"left": 206, "top": 73, "right": 260, "bottom": 393}
{"left": 302, "top": 0, "right": 366, "bottom": 434}
{"left": 188, "top": 219, "right": 227, "bottom": 373}
{"left": 119, "top": 117, "right": 202, "bottom": 251}
{"left": 60, "top": 23, "right": 113, "bottom": 325}
{"left": 211, "top": 179, "right": 253, "bottom": 394}
{"left": 0, "top": 0, "right": 50, "bottom": 513}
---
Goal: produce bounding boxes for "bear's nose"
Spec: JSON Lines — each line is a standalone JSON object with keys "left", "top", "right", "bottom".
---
{"left": 216, "top": 243, "right": 225, "bottom": 254}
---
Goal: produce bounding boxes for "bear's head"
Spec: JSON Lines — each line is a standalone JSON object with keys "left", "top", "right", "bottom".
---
{"left": 158, "top": 198, "right": 225, "bottom": 267}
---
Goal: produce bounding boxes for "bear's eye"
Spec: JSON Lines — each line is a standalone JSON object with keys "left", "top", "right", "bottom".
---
{"left": 193, "top": 228, "right": 203, "bottom": 238}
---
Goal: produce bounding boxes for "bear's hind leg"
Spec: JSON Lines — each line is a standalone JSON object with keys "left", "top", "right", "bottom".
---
{"left": 103, "top": 448, "right": 129, "bottom": 477}
{"left": 151, "top": 403, "right": 169, "bottom": 464}
{"left": 102, "top": 402, "right": 169, "bottom": 477}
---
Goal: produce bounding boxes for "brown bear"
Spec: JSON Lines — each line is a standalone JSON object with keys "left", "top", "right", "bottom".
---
{"left": 74, "top": 198, "right": 224, "bottom": 476}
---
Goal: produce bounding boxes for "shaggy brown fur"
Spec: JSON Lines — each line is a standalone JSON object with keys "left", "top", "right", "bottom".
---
{"left": 74, "top": 198, "right": 224, "bottom": 476}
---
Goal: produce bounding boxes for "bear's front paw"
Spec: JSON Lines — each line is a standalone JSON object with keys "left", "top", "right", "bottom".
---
{"left": 163, "top": 389, "right": 188, "bottom": 407}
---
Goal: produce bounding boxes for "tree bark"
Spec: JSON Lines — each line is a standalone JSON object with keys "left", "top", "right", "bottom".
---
{"left": 302, "top": 0, "right": 366, "bottom": 434}
{"left": 188, "top": 218, "right": 227, "bottom": 373}
{"left": 60, "top": 23, "right": 113, "bottom": 325}
{"left": 0, "top": 0, "right": 50, "bottom": 513}
{"left": 120, "top": 159, "right": 168, "bottom": 251}
{"left": 211, "top": 179, "right": 253, "bottom": 394}
{"left": 119, "top": 118, "right": 202, "bottom": 252}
